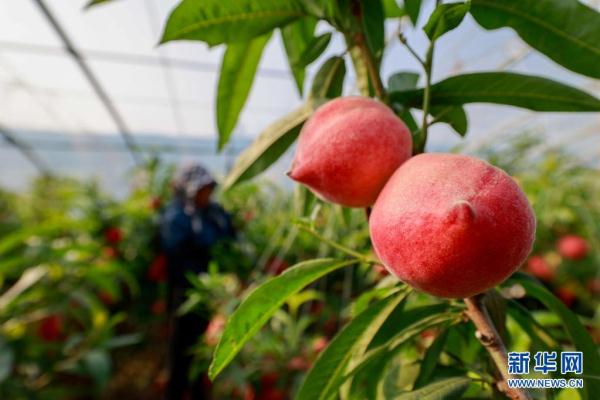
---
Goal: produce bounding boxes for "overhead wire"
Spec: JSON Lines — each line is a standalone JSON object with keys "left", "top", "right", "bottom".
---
{"left": 32, "top": 0, "right": 143, "bottom": 165}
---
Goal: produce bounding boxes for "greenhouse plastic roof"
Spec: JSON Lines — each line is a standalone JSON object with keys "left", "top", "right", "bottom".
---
{"left": 0, "top": 0, "right": 599, "bottom": 193}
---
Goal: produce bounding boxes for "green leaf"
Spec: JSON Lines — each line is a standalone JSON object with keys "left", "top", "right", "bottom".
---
{"left": 430, "top": 106, "right": 468, "bottom": 137}
{"left": 404, "top": 0, "right": 423, "bottom": 25}
{"left": 387, "top": 71, "right": 420, "bottom": 138}
{"left": 217, "top": 33, "right": 271, "bottom": 150}
{"left": 297, "top": 289, "right": 409, "bottom": 400}
{"left": 383, "top": 0, "right": 404, "bottom": 18}
{"left": 347, "top": 311, "right": 459, "bottom": 395}
{"left": 281, "top": 18, "right": 318, "bottom": 95}
{"left": 388, "top": 71, "right": 420, "bottom": 92}
{"left": 360, "top": 0, "right": 385, "bottom": 60}
{"left": 310, "top": 56, "right": 347, "bottom": 100}
{"left": 160, "top": 0, "right": 306, "bottom": 45}
{"left": 294, "top": 32, "right": 332, "bottom": 68}
{"left": 471, "top": 0, "right": 600, "bottom": 79}
{"left": 508, "top": 273, "right": 600, "bottom": 400}
{"left": 423, "top": 2, "right": 470, "bottom": 41}
{"left": 394, "top": 377, "right": 471, "bottom": 399}
{"left": 506, "top": 299, "right": 557, "bottom": 350}
{"left": 390, "top": 72, "right": 600, "bottom": 111}
{"left": 222, "top": 102, "right": 314, "bottom": 190}
{"left": 209, "top": 258, "right": 355, "bottom": 379}
{"left": 413, "top": 330, "right": 449, "bottom": 389}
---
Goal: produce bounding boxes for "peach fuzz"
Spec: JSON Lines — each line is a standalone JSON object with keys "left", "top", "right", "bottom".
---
{"left": 369, "top": 153, "right": 536, "bottom": 298}
{"left": 288, "top": 96, "right": 412, "bottom": 207}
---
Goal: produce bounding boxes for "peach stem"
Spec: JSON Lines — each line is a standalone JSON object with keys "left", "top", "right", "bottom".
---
{"left": 464, "top": 294, "right": 531, "bottom": 400}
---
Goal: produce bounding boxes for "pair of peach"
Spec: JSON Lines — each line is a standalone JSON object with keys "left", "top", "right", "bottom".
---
{"left": 289, "top": 97, "right": 536, "bottom": 298}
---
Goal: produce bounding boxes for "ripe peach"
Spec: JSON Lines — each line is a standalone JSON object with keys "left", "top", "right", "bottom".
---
{"left": 369, "top": 153, "right": 536, "bottom": 298}
{"left": 555, "top": 286, "right": 577, "bottom": 307}
{"left": 288, "top": 96, "right": 412, "bottom": 207}
{"left": 557, "top": 235, "right": 588, "bottom": 260}
{"left": 526, "top": 255, "right": 555, "bottom": 282}
{"left": 38, "top": 315, "right": 63, "bottom": 342}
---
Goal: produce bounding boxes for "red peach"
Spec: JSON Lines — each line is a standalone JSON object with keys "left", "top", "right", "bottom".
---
{"left": 148, "top": 254, "right": 168, "bottom": 282}
{"left": 312, "top": 336, "right": 328, "bottom": 354}
{"left": 288, "top": 96, "right": 412, "bottom": 207}
{"left": 555, "top": 286, "right": 577, "bottom": 307}
{"left": 260, "top": 372, "right": 279, "bottom": 389}
{"left": 104, "top": 227, "right": 122, "bottom": 244}
{"left": 102, "top": 246, "right": 118, "bottom": 259}
{"left": 151, "top": 299, "right": 166, "bottom": 315}
{"left": 38, "top": 315, "right": 63, "bottom": 342}
{"left": 557, "top": 235, "right": 588, "bottom": 260}
{"left": 204, "top": 314, "right": 226, "bottom": 346}
{"left": 149, "top": 196, "right": 162, "bottom": 210}
{"left": 526, "top": 256, "right": 555, "bottom": 282}
{"left": 587, "top": 278, "right": 600, "bottom": 294}
{"left": 369, "top": 153, "right": 536, "bottom": 298}
{"left": 265, "top": 256, "right": 289, "bottom": 275}
{"left": 287, "top": 355, "right": 310, "bottom": 371}
{"left": 98, "top": 290, "right": 114, "bottom": 305}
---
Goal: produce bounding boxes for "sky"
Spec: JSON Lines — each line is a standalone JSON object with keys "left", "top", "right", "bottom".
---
{"left": 0, "top": 0, "right": 598, "bottom": 193}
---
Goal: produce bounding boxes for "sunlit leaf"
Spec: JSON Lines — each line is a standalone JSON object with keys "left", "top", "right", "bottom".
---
{"left": 430, "top": 106, "right": 468, "bottom": 137}
{"left": 383, "top": 0, "right": 404, "bottom": 18}
{"left": 160, "top": 0, "right": 306, "bottom": 45}
{"left": 281, "top": 17, "right": 318, "bottom": 95}
{"left": 423, "top": 2, "right": 469, "bottom": 41}
{"left": 217, "top": 33, "right": 272, "bottom": 150}
{"left": 413, "top": 330, "right": 449, "bottom": 389}
{"left": 209, "top": 258, "right": 356, "bottom": 378}
{"left": 471, "top": 0, "right": 600, "bottom": 79}
{"left": 404, "top": 0, "right": 423, "bottom": 25}
{"left": 310, "top": 56, "right": 347, "bottom": 100}
{"left": 390, "top": 72, "right": 600, "bottom": 111}
{"left": 222, "top": 102, "right": 314, "bottom": 190}
{"left": 360, "top": 0, "right": 385, "bottom": 60}
{"left": 294, "top": 32, "right": 332, "bottom": 68}
{"left": 394, "top": 377, "right": 471, "bottom": 399}
{"left": 508, "top": 273, "right": 600, "bottom": 400}
{"left": 297, "top": 289, "right": 409, "bottom": 400}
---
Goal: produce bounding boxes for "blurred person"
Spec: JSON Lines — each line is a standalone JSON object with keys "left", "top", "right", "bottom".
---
{"left": 160, "top": 163, "right": 235, "bottom": 400}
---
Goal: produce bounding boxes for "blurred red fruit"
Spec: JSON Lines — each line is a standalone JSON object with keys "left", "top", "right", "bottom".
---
{"left": 244, "top": 384, "right": 255, "bottom": 400}
{"left": 243, "top": 211, "right": 255, "bottom": 221}
{"left": 309, "top": 301, "right": 324, "bottom": 316}
{"left": 259, "top": 388, "right": 285, "bottom": 400}
{"left": 312, "top": 336, "right": 328, "bottom": 354}
{"left": 104, "top": 227, "right": 123, "bottom": 244}
{"left": 557, "top": 235, "right": 588, "bottom": 260}
{"left": 149, "top": 196, "right": 162, "bottom": 210}
{"left": 287, "top": 356, "right": 309, "bottom": 371}
{"left": 526, "top": 256, "right": 555, "bottom": 281}
{"left": 98, "top": 290, "right": 114, "bottom": 305}
{"left": 587, "top": 278, "right": 600, "bottom": 294}
{"left": 102, "top": 246, "right": 118, "bottom": 259}
{"left": 204, "top": 314, "right": 226, "bottom": 346}
{"left": 38, "top": 315, "right": 62, "bottom": 342}
{"left": 148, "top": 254, "right": 168, "bottom": 282}
{"left": 420, "top": 329, "right": 436, "bottom": 340}
{"left": 260, "top": 372, "right": 279, "bottom": 389}
{"left": 153, "top": 371, "right": 168, "bottom": 393}
{"left": 555, "top": 287, "right": 577, "bottom": 307}
{"left": 151, "top": 299, "right": 166, "bottom": 315}
{"left": 266, "top": 257, "right": 289, "bottom": 275}
{"left": 373, "top": 264, "right": 389, "bottom": 277}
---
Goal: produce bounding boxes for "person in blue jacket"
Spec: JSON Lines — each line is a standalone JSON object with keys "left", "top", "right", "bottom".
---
{"left": 160, "top": 163, "right": 234, "bottom": 400}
